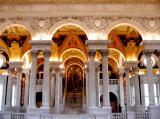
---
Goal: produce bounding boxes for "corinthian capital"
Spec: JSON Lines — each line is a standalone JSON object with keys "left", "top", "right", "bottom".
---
{"left": 143, "top": 49, "right": 153, "bottom": 57}
{"left": 100, "top": 49, "right": 109, "bottom": 57}
{"left": 88, "top": 50, "right": 96, "bottom": 57}
{"left": 30, "top": 50, "right": 38, "bottom": 57}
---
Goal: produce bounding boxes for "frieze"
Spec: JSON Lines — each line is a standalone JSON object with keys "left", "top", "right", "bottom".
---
{"left": 0, "top": 16, "right": 160, "bottom": 35}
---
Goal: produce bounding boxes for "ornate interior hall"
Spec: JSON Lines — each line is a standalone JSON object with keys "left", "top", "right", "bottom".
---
{"left": 0, "top": 0, "right": 160, "bottom": 119}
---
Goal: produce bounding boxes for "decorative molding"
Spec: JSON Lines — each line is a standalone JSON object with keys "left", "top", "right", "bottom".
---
{"left": 0, "top": 16, "right": 160, "bottom": 37}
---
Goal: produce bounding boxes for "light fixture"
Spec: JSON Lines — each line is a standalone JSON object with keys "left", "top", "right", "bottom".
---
{"left": 141, "top": 54, "right": 157, "bottom": 67}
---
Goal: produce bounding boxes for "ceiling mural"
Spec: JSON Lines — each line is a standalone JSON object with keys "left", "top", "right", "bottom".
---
{"left": 108, "top": 25, "right": 143, "bottom": 61}
{"left": 52, "top": 25, "right": 87, "bottom": 47}
{"left": 0, "top": 26, "right": 31, "bottom": 47}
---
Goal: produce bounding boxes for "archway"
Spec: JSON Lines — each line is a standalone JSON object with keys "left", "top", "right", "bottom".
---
{"left": 36, "top": 92, "right": 42, "bottom": 108}
{"left": 108, "top": 24, "right": 143, "bottom": 61}
{"left": 100, "top": 92, "right": 118, "bottom": 113}
{"left": 51, "top": 24, "right": 87, "bottom": 112}
{"left": 64, "top": 58, "right": 85, "bottom": 110}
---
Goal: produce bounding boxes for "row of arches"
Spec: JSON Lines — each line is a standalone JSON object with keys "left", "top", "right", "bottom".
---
{"left": 0, "top": 19, "right": 159, "bottom": 113}
{"left": 0, "top": 18, "right": 146, "bottom": 39}
{"left": 0, "top": 22, "right": 146, "bottom": 67}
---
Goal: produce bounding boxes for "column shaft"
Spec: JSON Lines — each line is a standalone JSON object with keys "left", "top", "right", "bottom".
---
{"left": 134, "top": 74, "right": 141, "bottom": 106}
{"left": 51, "top": 73, "right": 55, "bottom": 106}
{"left": 15, "top": 70, "right": 22, "bottom": 107}
{"left": 141, "top": 82, "right": 145, "bottom": 107}
{"left": 88, "top": 50, "right": 97, "bottom": 107}
{"left": 24, "top": 72, "right": 29, "bottom": 107}
{"left": 119, "top": 68, "right": 125, "bottom": 112}
{"left": 42, "top": 50, "right": 51, "bottom": 107}
{"left": 85, "top": 67, "right": 89, "bottom": 108}
{"left": 1, "top": 76, "right": 7, "bottom": 110}
{"left": 6, "top": 68, "right": 13, "bottom": 108}
{"left": 28, "top": 50, "right": 37, "bottom": 108}
{"left": 125, "top": 67, "right": 131, "bottom": 108}
{"left": 101, "top": 50, "right": 110, "bottom": 107}
{"left": 145, "top": 50, "right": 155, "bottom": 106}
{"left": 54, "top": 68, "right": 61, "bottom": 112}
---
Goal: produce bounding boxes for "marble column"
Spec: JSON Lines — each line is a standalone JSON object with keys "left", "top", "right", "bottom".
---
{"left": 54, "top": 67, "right": 61, "bottom": 113}
{"left": 141, "top": 81, "right": 145, "bottom": 107}
{"left": 144, "top": 50, "right": 155, "bottom": 106}
{"left": 6, "top": 68, "right": 13, "bottom": 110}
{"left": 42, "top": 50, "right": 51, "bottom": 110}
{"left": 15, "top": 68, "right": 22, "bottom": 107}
{"left": 85, "top": 66, "right": 89, "bottom": 110}
{"left": 119, "top": 68, "right": 125, "bottom": 112}
{"left": 157, "top": 51, "right": 160, "bottom": 105}
{"left": 88, "top": 50, "right": 97, "bottom": 111}
{"left": 60, "top": 72, "right": 63, "bottom": 106}
{"left": 95, "top": 63, "right": 100, "bottom": 107}
{"left": 125, "top": 67, "right": 131, "bottom": 110}
{"left": 27, "top": 50, "right": 38, "bottom": 110}
{"left": 1, "top": 75, "right": 7, "bottom": 111}
{"left": 24, "top": 69, "right": 30, "bottom": 107}
{"left": 51, "top": 72, "right": 55, "bottom": 106}
{"left": 133, "top": 67, "right": 143, "bottom": 111}
{"left": 101, "top": 50, "right": 111, "bottom": 110}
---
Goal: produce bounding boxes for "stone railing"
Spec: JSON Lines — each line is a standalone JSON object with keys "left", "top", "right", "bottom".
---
{"left": 112, "top": 113, "right": 127, "bottom": 119}
{"left": 0, "top": 112, "right": 153, "bottom": 119}
{"left": 135, "top": 112, "right": 151, "bottom": 119}
{"left": 100, "top": 79, "right": 118, "bottom": 85}
{"left": 109, "top": 79, "right": 118, "bottom": 85}
{"left": 36, "top": 79, "right": 43, "bottom": 85}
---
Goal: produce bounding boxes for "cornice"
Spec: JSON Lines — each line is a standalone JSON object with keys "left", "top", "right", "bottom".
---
{"left": 0, "top": 3, "right": 160, "bottom": 17}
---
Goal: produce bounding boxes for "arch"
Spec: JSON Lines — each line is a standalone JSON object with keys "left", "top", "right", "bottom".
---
{"left": 63, "top": 56, "right": 85, "bottom": 64}
{"left": 21, "top": 36, "right": 32, "bottom": 59}
{"left": 0, "top": 22, "right": 33, "bottom": 37}
{"left": 108, "top": 56, "right": 119, "bottom": 68}
{"left": 109, "top": 48, "right": 125, "bottom": 60}
{"left": 48, "top": 18, "right": 90, "bottom": 38}
{"left": 22, "top": 50, "right": 31, "bottom": 68}
{"left": 66, "top": 63, "right": 84, "bottom": 73}
{"left": 0, "top": 39, "right": 10, "bottom": 58}
{"left": 60, "top": 48, "right": 87, "bottom": 61}
{"left": 104, "top": 20, "right": 146, "bottom": 40}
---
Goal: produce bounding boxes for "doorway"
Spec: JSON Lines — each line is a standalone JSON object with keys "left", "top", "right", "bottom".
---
{"left": 65, "top": 65, "right": 84, "bottom": 110}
